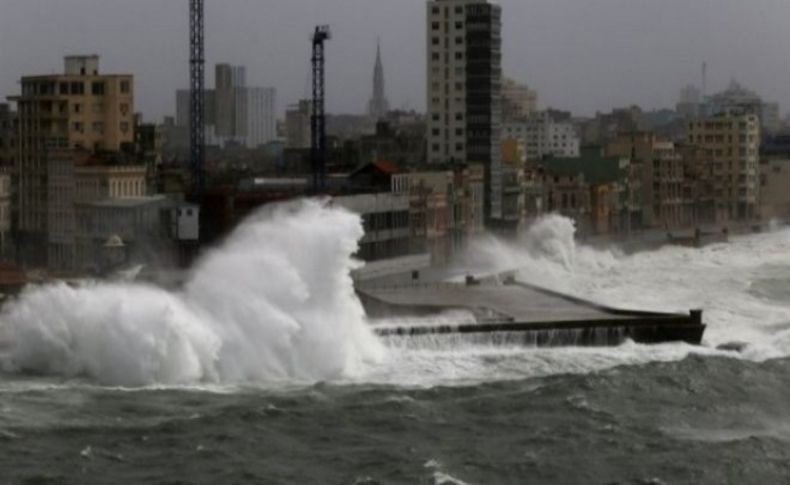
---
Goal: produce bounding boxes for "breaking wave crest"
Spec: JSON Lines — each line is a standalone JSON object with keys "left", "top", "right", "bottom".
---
{"left": 0, "top": 200, "right": 384, "bottom": 386}
{"left": 1, "top": 205, "right": 789, "bottom": 389}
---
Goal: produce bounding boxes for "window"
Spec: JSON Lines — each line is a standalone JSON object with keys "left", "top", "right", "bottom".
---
{"left": 455, "top": 21, "right": 463, "bottom": 30}
{"left": 432, "top": 37, "right": 440, "bottom": 46}
{"left": 432, "top": 52, "right": 440, "bottom": 61}
{"left": 432, "top": 144, "right": 440, "bottom": 152}
{"left": 454, "top": 52, "right": 464, "bottom": 60}
{"left": 73, "top": 122, "right": 83, "bottom": 133}
{"left": 432, "top": 6, "right": 440, "bottom": 14}
{"left": 432, "top": 128, "right": 440, "bottom": 136}
{"left": 455, "top": 143, "right": 464, "bottom": 151}
{"left": 455, "top": 128, "right": 464, "bottom": 136}
{"left": 73, "top": 103, "right": 82, "bottom": 114}
{"left": 70, "top": 82, "right": 85, "bottom": 95}
{"left": 432, "top": 22, "right": 440, "bottom": 30}
{"left": 59, "top": 82, "right": 69, "bottom": 95}
{"left": 91, "top": 81, "right": 105, "bottom": 96}
{"left": 455, "top": 6, "right": 463, "bottom": 14}
{"left": 92, "top": 121, "right": 104, "bottom": 134}
{"left": 120, "top": 80, "right": 130, "bottom": 94}
{"left": 455, "top": 37, "right": 464, "bottom": 45}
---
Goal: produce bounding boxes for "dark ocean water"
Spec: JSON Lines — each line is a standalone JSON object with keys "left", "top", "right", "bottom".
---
{"left": 2, "top": 354, "right": 790, "bottom": 485}
{"left": 1, "top": 215, "right": 789, "bottom": 484}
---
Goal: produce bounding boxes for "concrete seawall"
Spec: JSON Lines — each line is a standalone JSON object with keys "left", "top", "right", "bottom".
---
{"left": 361, "top": 276, "right": 706, "bottom": 348}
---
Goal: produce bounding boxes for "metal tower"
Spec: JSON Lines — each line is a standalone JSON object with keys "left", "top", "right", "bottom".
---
{"left": 189, "top": 0, "right": 206, "bottom": 195}
{"left": 311, "top": 25, "right": 331, "bottom": 193}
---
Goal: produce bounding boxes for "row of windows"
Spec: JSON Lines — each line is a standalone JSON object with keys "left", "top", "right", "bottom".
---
{"left": 361, "top": 211, "right": 409, "bottom": 233}
{"left": 22, "top": 80, "right": 130, "bottom": 97}
{"left": 432, "top": 36, "right": 465, "bottom": 45}
{"left": 73, "top": 102, "right": 128, "bottom": 115}
{"left": 432, "top": 127, "right": 465, "bottom": 136}
{"left": 431, "top": 5, "right": 465, "bottom": 15}
{"left": 431, "top": 21, "right": 464, "bottom": 30}
{"left": 431, "top": 52, "right": 465, "bottom": 61}
{"left": 72, "top": 121, "right": 130, "bottom": 134}
{"left": 431, "top": 97, "right": 466, "bottom": 106}
{"left": 431, "top": 143, "right": 465, "bottom": 152}
{"left": 432, "top": 113, "right": 465, "bottom": 121}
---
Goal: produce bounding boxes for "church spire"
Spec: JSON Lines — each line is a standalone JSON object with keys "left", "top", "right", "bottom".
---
{"left": 368, "top": 38, "right": 390, "bottom": 119}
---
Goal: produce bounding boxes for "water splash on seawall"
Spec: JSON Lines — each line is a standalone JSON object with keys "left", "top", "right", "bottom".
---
{"left": 0, "top": 200, "right": 384, "bottom": 386}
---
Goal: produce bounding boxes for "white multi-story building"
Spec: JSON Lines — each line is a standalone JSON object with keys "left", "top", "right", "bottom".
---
{"left": 240, "top": 87, "right": 276, "bottom": 148}
{"left": 175, "top": 64, "right": 276, "bottom": 149}
{"left": 502, "top": 111, "right": 580, "bottom": 161}
{"left": 426, "top": 0, "right": 503, "bottom": 221}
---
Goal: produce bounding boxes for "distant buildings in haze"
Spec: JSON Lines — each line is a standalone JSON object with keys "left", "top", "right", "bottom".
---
{"left": 176, "top": 63, "right": 277, "bottom": 149}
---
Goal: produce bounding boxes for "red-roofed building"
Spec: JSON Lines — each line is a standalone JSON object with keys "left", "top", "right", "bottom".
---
{"left": 349, "top": 160, "right": 402, "bottom": 192}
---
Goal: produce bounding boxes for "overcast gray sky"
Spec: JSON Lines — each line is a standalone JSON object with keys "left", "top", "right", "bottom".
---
{"left": 1, "top": 0, "right": 788, "bottom": 121}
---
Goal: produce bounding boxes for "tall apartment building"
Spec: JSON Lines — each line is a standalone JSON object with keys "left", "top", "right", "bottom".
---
{"left": 427, "top": 0, "right": 503, "bottom": 221}
{"left": 8, "top": 55, "right": 134, "bottom": 264}
{"left": 687, "top": 113, "right": 760, "bottom": 222}
{"left": 216, "top": 64, "right": 246, "bottom": 139}
{"left": 0, "top": 104, "right": 16, "bottom": 172}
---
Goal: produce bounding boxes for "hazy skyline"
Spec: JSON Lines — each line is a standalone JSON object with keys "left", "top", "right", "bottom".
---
{"left": 1, "top": 0, "right": 789, "bottom": 121}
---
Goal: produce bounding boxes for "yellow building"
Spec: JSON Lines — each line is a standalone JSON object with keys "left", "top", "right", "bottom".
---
{"left": 500, "top": 138, "right": 524, "bottom": 167}
{"left": 8, "top": 55, "right": 134, "bottom": 265}
{"left": 48, "top": 149, "right": 147, "bottom": 271}
{"left": 687, "top": 113, "right": 760, "bottom": 222}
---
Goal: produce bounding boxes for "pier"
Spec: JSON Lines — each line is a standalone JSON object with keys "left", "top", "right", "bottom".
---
{"left": 359, "top": 276, "right": 706, "bottom": 347}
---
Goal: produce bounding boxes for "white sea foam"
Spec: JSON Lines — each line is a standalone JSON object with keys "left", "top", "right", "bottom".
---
{"left": 367, "top": 215, "right": 790, "bottom": 386}
{"left": 0, "top": 200, "right": 384, "bottom": 387}
{"left": 1, "top": 205, "right": 789, "bottom": 389}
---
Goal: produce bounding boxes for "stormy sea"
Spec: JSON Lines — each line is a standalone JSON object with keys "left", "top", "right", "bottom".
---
{"left": 0, "top": 201, "right": 789, "bottom": 484}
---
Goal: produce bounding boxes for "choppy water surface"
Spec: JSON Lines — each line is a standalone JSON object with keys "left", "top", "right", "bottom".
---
{"left": 1, "top": 206, "right": 790, "bottom": 484}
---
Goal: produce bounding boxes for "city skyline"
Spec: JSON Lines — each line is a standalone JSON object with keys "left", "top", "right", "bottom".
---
{"left": 2, "top": 0, "right": 790, "bottom": 121}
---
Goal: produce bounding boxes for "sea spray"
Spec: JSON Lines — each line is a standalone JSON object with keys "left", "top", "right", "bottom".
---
{"left": 360, "top": 215, "right": 790, "bottom": 386}
{"left": 464, "top": 213, "right": 790, "bottom": 351}
{"left": 0, "top": 200, "right": 384, "bottom": 386}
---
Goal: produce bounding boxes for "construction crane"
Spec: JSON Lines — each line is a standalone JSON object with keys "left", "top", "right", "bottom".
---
{"left": 311, "top": 25, "right": 331, "bottom": 193}
{"left": 189, "top": 0, "right": 206, "bottom": 196}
